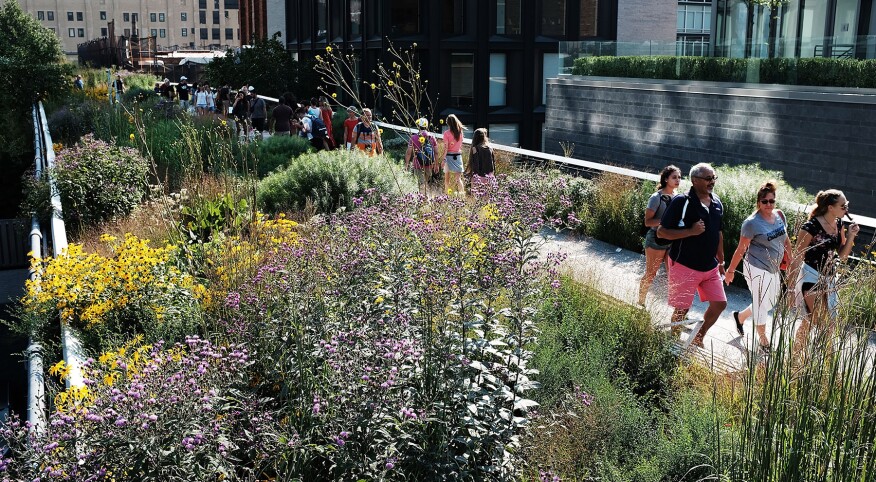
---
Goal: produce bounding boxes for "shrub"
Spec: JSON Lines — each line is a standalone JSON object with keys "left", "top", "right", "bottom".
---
{"left": 524, "top": 277, "right": 717, "bottom": 481}
{"left": 52, "top": 134, "right": 149, "bottom": 228}
{"left": 47, "top": 99, "right": 102, "bottom": 146}
{"left": 0, "top": 337, "right": 276, "bottom": 481}
{"left": 20, "top": 234, "right": 206, "bottom": 352}
{"left": 222, "top": 178, "right": 574, "bottom": 480}
{"left": 571, "top": 55, "right": 876, "bottom": 88}
{"left": 579, "top": 172, "right": 652, "bottom": 253}
{"left": 256, "top": 149, "right": 417, "bottom": 214}
{"left": 248, "top": 134, "right": 313, "bottom": 177}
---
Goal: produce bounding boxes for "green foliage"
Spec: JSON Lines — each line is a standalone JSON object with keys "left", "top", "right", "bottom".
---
{"left": 525, "top": 277, "right": 717, "bottom": 481}
{"left": 257, "top": 149, "right": 417, "bottom": 214}
{"left": 47, "top": 99, "right": 102, "bottom": 145}
{"left": 247, "top": 134, "right": 313, "bottom": 177}
{"left": 572, "top": 55, "right": 876, "bottom": 88}
{"left": 204, "top": 34, "right": 319, "bottom": 99}
{"left": 52, "top": 134, "right": 149, "bottom": 228}
{"left": 579, "top": 173, "right": 652, "bottom": 253}
{"left": 0, "top": 0, "right": 72, "bottom": 104}
{"left": 179, "top": 192, "right": 249, "bottom": 244}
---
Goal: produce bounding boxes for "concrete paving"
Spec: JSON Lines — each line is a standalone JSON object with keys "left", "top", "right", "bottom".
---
{"left": 537, "top": 230, "right": 778, "bottom": 372}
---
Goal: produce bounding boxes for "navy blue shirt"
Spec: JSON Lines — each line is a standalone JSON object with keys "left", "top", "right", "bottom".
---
{"left": 660, "top": 187, "right": 724, "bottom": 272}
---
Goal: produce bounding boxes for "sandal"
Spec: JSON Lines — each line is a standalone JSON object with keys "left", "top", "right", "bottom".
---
{"left": 733, "top": 311, "right": 744, "bottom": 336}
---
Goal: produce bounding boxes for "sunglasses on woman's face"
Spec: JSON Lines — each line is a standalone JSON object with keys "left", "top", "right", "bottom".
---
{"left": 759, "top": 199, "right": 776, "bottom": 205}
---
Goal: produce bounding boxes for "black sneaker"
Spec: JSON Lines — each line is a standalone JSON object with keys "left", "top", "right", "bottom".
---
{"left": 733, "top": 311, "right": 744, "bottom": 336}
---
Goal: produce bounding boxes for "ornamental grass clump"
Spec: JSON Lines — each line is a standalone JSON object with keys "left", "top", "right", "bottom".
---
{"left": 0, "top": 337, "right": 275, "bottom": 481}
{"left": 222, "top": 175, "right": 576, "bottom": 480}
{"left": 51, "top": 134, "right": 149, "bottom": 229}
{"left": 20, "top": 233, "right": 205, "bottom": 352}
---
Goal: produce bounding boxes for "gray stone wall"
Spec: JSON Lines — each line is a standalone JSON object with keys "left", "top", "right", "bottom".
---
{"left": 544, "top": 76, "right": 876, "bottom": 217}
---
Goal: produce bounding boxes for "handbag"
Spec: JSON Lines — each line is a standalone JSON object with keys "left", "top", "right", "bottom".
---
{"left": 778, "top": 209, "right": 791, "bottom": 271}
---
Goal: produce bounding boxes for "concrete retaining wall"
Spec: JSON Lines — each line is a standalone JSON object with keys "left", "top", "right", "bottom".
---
{"left": 543, "top": 76, "right": 876, "bottom": 217}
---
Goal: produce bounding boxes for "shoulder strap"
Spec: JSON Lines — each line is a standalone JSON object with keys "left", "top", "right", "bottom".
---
{"left": 777, "top": 209, "right": 786, "bottom": 224}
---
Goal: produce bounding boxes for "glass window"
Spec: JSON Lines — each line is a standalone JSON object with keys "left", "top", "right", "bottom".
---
{"left": 77, "top": 11, "right": 83, "bottom": 21}
{"left": 150, "top": 13, "right": 157, "bottom": 22}
{"left": 677, "top": 4, "right": 710, "bottom": 34}
{"left": 214, "top": 0, "right": 219, "bottom": 8}
{"left": 151, "top": 28, "right": 157, "bottom": 36}
{"left": 99, "top": 11, "right": 106, "bottom": 20}
{"left": 124, "top": 28, "right": 130, "bottom": 36}
{"left": 579, "top": 0, "right": 598, "bottom": 36}
{"left": 442, "top": 0, "right": 464, "bottom": 35}
{"left": 488, "top": 124, "right": 519, "bottom": 147}
{"left": 496, "top": 0, "right": 521, "bottom": 35}
{"left": 542, "top": 52, "right": 559, "bottom": 104}
{"left": 68, "top": 28, "right": 75, "bottom": 37}
{"left": 224, "top": 0, "right": 239, "bottom": 8}
{"left": 77, "top": 28, "right": 84, "bottom": 37}
{"left": 541, "top": 0, "right": 566, "bottom": 36}
{"left": 212, "top": 28, "right": 220, "bottom": 39}
{"left": 450, "top": 53, "right": 474, "bottom": 108}
{"left": 200, "top": 28, "right": 208, "bottom": 39}
{"left": 391, "top": 0, "right": 419, "bottom": 35}
{"left": 225, "top": 28, "right": 233, "bottom": 39}
{"left": 159, "top": 13, "right": 165, "bottom": 22}
{"left": 101, "top": 27, "right": 107, "bottom": 36}
{"left": 38, "top": 11, "right": 44, "bottom": 20}
{"left": 489, "top": 53, "right": 506, "bottom": 106}
{"left": 199, "top": 0, "right": 207, "bottom": 8}
{"left": 132, "top": 13, "right": 138, "bottom": 22}
{"left": 350, "top": 0, "right": 362, "bottom": 36}
{"left": 213, "top": 10, "right": 220, "bottom": 24}
{"left": 47, "top": 11, "right": 54, "bottom": 20}
{"left": 181, "top": 12, "right": 187, "bottom": 21}
{"left": 160, "top": 29, "right": 166, "bottom": 37}
{"left": 317, "top": 0, "right": 327, "bottom": 40}
{"left": 366, "top": 0, "right": 381, "bottom": 37}
{"left": 182, "top": 28, "right": 188, "bottom": 36}
{"left": 330, "top": 0, "right": 343, "bottom": 39}
{"left": 68, "top": 12, "right": 74, "bottom": 21}
{"left": 199, "top": 10, "right": 206, "bottom": 24}
{"left": 301, "top": 1, "right": 312, "bottom": 40}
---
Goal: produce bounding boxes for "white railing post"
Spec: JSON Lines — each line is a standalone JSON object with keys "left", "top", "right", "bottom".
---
{"left": 27, "top": 104, "right": 46, "bottom": 432}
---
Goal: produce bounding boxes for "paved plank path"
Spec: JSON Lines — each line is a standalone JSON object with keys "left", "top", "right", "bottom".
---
{"left": 537, "top": 230, "right": 776, "bottom": 372}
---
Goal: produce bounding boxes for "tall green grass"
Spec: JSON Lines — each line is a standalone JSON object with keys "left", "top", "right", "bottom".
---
{"left": 525, "top": 277, "right": 721, "bottom": 481}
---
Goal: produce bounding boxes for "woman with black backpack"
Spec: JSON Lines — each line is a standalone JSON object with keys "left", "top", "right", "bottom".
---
{"left": 638, "top": 165, "right": 681, "bottom": 306}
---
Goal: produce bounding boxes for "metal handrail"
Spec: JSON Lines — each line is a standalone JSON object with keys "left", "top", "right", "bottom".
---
{"left": 28, "top": 102, "right": 87, "bottom": 433}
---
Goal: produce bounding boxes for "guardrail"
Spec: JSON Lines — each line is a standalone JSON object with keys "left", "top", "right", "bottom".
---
{"left": 27, "top": 102, "right": 88, "bottom": 432}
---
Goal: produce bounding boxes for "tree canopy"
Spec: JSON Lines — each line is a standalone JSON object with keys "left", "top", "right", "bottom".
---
{"left": 0, "top": 0, "right": 71, "bottom": 104}
{"left": 204, "top": 34, "right": 319, "bottom": 100}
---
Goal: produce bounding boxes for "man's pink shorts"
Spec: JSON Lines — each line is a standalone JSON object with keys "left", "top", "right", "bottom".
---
{"left": 668, "top": 260, "right": 726, "bottom": 309}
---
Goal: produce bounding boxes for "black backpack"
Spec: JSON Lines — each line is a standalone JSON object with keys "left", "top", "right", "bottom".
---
{"left": 308, "top": 114, "right": 328, "bottom": 138}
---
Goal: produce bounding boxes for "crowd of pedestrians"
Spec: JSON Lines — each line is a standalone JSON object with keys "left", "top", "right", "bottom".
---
{"left": 641, "top": 163, "right": 860, "bottom": 351}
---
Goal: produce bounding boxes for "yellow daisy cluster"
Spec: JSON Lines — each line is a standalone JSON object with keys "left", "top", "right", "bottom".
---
{"left": 252, "top": 212, "right": 300, "bottom": 250}
{"left": 24, "top": 233, "right": 203, "bottom": 327}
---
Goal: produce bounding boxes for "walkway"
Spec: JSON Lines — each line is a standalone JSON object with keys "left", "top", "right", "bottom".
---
{"left": 538, "top": 230, "right": 777, "bottom": 372}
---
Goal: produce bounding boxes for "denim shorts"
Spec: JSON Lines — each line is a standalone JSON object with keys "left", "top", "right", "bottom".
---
{"left": 445, "top": 153, "right": 463, "bottom": 173}
{"left": 644, "top": 228, "right": 671, "bottom": 250}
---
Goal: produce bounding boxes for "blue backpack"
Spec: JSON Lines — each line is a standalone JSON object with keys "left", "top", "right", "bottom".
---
{"left": 415, "top": 134, "right": 435, "bottom": 166}
{"left": 307, "top": 114, "right": 328, "bottom": 139}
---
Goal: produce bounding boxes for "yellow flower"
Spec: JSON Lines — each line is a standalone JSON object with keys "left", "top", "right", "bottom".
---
{"left": 370, "top": 83, "right": 376, "bottom": 90}
{"left": 326, "top": 45, "right": 333, "bottom": 53}
{"left": 387, "top": 81, "right": 394, "bottom": 87}
{"left": 440, "top": 119, "right": 444, "bottom": 124}
{"left": 379, "top": 129, "right": 383, "bottom": 134}
{"left": 395, "top": 72, "right": 400, "bottom": 78}
{"left": 221, "top": 119, "right": 227, "bottom": 126}
{"left": 374, "top": 296, "right": 384, "bottom": 304}
{"left": 419, "top": 136, "right": 426, "bottom": 144}
{"left": 331, "top": 93, "right": 337, "bottom": 98}
{"left": 129, "top": 133, "right": 135, "bottom": 141}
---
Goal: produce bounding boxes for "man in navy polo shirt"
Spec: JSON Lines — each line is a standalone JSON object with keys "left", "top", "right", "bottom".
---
{"left": 657, "top": 163, "right": 727, "bottom": 348}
